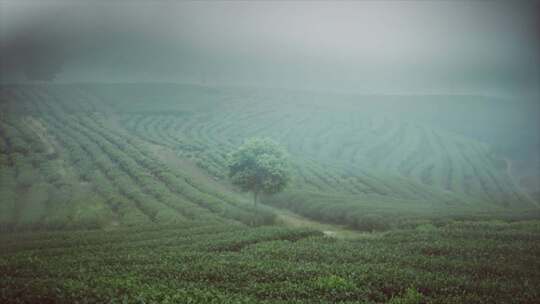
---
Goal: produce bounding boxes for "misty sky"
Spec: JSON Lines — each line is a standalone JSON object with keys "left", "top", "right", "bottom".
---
{"left": 1, "top": 0, "right": 539, "bottom": 96}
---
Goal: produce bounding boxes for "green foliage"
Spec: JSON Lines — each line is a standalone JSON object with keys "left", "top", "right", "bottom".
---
{"left": 1, "top": 220, "right": 539, "bottom": 303}
{"left": 16, "top": 164, "right": 40, "bottom": 188}
{"left": 388, "top": 288, "right": 423, "bottom": 304}
{"left": 314, "top": 274, "right": 355, "bottom": 293}
{"left": 351, "top": 214, "right": 390, "bottom": 232}
{"left": 228, "top": 138, "right": 290, "bottom": 204}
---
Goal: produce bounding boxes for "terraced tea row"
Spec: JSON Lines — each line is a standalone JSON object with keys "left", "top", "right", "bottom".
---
{"left": 2, "top": 221, "right": 539, "bottom": 303}
{"left": 117, "top": 99, "right": 531, "bottom": 209}
{"left": 0, "top": 85, "right": 273, "bottom": 230}
{"left": 1, "top": 84, "right": 535, "bottom": 231}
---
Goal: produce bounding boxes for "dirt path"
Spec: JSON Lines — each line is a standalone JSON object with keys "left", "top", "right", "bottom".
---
{"left": 270, "top": 207, "right": 380, "bottom": 240}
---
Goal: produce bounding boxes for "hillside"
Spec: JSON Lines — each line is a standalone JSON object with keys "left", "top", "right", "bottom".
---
{"left": 0, "top": 84, "right": 275, "bottom": 231}
{"left": 0, "top": 83, "right": 536, "bottom": 231}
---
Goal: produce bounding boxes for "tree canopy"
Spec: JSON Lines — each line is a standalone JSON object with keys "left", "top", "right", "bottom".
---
{"left": 228, "top": 138, "right": 290, "bottom": 206}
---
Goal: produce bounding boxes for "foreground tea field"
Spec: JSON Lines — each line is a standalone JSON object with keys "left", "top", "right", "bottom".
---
{"left": 2, "top": 220, "right": 539, "bottom": 303}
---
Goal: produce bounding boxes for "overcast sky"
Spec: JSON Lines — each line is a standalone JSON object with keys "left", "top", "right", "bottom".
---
{"left": 1, "top": 0, "right": 539, "bottom": 96}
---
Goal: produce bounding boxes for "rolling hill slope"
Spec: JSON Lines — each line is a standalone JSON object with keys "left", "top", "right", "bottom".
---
{"left": 0, "top": 85, "right": 275, "bottom": 231}
{"left": 0, "top": 83, "right": 536, "bottom": 231}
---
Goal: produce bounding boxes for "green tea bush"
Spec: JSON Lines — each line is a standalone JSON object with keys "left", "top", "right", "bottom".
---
{"left": 351, "top": 214, "right": 390, "bottom": 232}
{"left": 314, "top": 274, "right": 355, "bottom": 293}
{"left": 388, "top": 288, "right": 423, "bottom": 304}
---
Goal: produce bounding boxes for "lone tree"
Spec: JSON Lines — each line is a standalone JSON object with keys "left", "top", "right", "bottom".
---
{"left": 228, "top": 138, "right": 290, "bottom": 206}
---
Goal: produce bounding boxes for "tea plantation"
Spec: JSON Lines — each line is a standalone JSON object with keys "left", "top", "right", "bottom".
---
{"left": 1, "top": 84, "right": 539, "bottom": 303}
{"left": 2, "top": 220, "right": 539, "bottom": 303}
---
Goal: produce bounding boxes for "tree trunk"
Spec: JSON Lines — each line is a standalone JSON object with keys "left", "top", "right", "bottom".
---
{"left": 253, "top": 190, "right": 259, "bottom": 208}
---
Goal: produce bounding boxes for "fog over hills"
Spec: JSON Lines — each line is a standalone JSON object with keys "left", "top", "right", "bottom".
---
{"left": 2, "top": 1, "right": 539, "bottom": 168}
{"left": 1, "top": 1, "right": 539, "bottom": 95}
